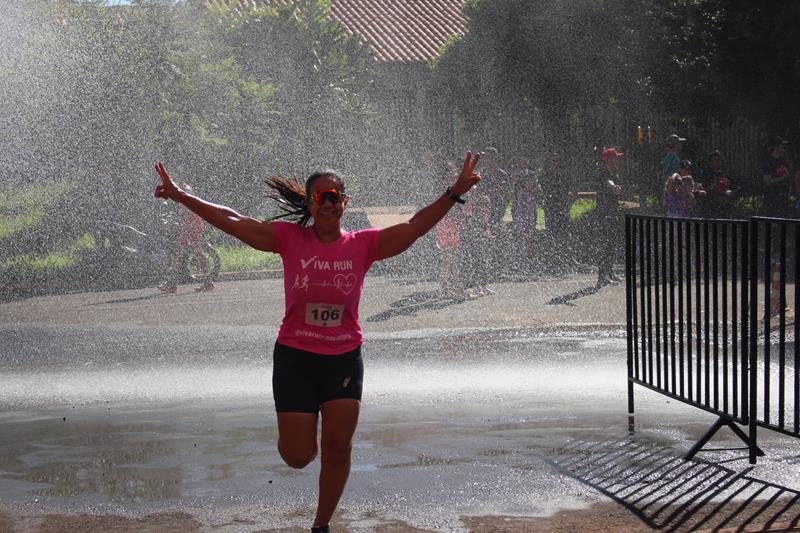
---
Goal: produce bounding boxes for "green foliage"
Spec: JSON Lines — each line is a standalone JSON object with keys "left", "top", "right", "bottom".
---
{"left": 2, "top": 0, "right": 379, "bottom": 265}
{"left": 0, "top": 182, "right": 76, "bottom": 240}
{"left": 0, "top": 233, "right": 94, "bottom": 271}
{"left": 570, "top": 198, "right": 596, "bottom": 221}
{"left": 625, "top": 1, "right": 800, "bottom": 130}
{"left": 214, "top": 244, "right": 281, "bottom": 272}
{"left": 431, "top": 0, "right": 800, "bottom": 196}
{"left": 433, "top": 0, "right": 645, "bottom": 121}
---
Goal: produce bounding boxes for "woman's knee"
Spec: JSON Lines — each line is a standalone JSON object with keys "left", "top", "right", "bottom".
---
{"left": 321, "top": 438, "right": 352, "bottom": 464}
{"left": 278, "top": 441, "right": 317, "bottom": 469}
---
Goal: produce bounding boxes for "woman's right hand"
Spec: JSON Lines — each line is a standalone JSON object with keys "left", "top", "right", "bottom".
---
{"left": 154, "top": 162, "right": 182, "bottom": 201}
{"left": 450, "top": 151, "right": 481, "bottom": 197}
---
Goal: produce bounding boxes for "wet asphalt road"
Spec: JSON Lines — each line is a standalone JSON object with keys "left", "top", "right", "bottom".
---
{"left": 2, "top": 276, "right": 800, "bottom": 531}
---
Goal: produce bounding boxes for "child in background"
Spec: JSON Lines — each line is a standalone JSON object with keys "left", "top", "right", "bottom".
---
{"left": 665, "top": 173, "right": 682, "bottom": 217}
{"left": 677, "top": 176, "right": 702, "bottom": 217}
{"left": 665, "top": 173, "right": 703, "bottom": 218}
{"left": 436, "top": 160, "right": 465, "bottom": 300}
{"left": 512, "top": 162, "right": 542, "bottom": 274}
{"left": 436, "top": 210, "right": 464, "bottom": 300}
{"left": 461, "top": 192, "right": 495, "bottom": 298}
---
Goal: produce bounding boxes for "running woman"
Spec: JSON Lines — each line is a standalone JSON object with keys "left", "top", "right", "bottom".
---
{"left": 153, "top": 152, "right": 481, "bottom": 533}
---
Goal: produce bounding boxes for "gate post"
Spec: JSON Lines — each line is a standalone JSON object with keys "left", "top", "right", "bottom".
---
{"left": 626, "top": 216, "right": 635, "bottom": 432}
{"left": 748, "top": 218, "right": 759, "bottom": 465}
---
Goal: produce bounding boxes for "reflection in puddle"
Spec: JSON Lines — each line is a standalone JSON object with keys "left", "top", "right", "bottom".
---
{"left": 0, "top": 334, "right": 631, "bottom": 507}
{"left": 34, "top": 465, "right": 184, "bottom": 500}
{"left": 0, "top": 412, "right": 285, "bottom": 501}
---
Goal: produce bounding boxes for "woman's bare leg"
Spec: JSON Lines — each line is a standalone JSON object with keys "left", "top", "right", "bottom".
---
{"left": 314, "top": 399, "right": 360, "bottom": 528}
{"left": 276, "top": 412, "right": 319, "bottom": 468}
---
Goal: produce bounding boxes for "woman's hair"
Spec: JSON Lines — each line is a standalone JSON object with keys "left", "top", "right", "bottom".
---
{"left": 665, "top": 173, "right": 680, "bottom": 193}
{"left": 266, "top": 171, "right": 344, "bottom": 226}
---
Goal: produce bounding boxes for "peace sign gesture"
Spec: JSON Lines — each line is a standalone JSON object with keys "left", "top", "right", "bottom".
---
{"left": 154, "top": 162, "right": 181, "bottom": 201}
{"left": 450, "top": 151, "right": 481, "bottom": 197}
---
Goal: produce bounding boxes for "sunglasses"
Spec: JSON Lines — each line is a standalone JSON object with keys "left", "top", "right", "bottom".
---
{"left": 311, "top": 188, "right": 347, "bottom": 205}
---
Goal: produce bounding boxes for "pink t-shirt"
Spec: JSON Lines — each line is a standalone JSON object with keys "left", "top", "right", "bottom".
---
{"left": 272, "top": 221, "right": 382, "bottom": 355}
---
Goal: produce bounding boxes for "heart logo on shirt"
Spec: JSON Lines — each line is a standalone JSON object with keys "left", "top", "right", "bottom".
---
{"left": 333, "top": 273, "right": 357, "bottom": 295}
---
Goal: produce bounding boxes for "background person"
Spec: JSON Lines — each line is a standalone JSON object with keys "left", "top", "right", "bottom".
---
{"left": 158, "top": 182, "right": 214, "bottom": 293}
{"left": 480, "top": 146, "right": 512, "bottom": 233}
{"left": 511, "top": 158, "right": 542, "bottom": 274}
{"left": 595, "top": 147, "right": 625, "bottom": 287}
{"left": 436, "top": 160, "right": 465, "bottom": 299}
{"left": 760, "top": 136, "right": 793, "bottom": 217}
{"left": 661, "top": 134, "right": 686, "bottom": 179}
{"left": 539, "top": 148, "right": 577, "bottom": 274}
{"left": 461, "top": 191, "right": 496, "bottom": 298}
{"left": 701, "top": 150, "right": 735, "bottom": 218}
{"left": 153, "top": 153, "right": 481, "bottom": 533}
{"left": 658, "top": 134, "right": 687, "bottom": 203}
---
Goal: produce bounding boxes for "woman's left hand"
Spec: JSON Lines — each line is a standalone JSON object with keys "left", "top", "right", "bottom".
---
{"left": 154, "top": 162, "right": 182, "bottom": 201}
{"left": 450, "top": 151, "right": 481, "bottom": 196}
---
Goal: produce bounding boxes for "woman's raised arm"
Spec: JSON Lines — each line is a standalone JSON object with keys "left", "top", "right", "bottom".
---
{"left": 154, "top": 162, "right": 277, "bottom": 252}
{"left": 377, "top": 151, "right": 481, "bottom": 260}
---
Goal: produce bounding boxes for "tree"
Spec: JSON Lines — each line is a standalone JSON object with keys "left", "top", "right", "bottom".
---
{"left": 158, "top": 0, "right": 380, "bottom": 214}
{"left": 219, "top": 0, "right": 378, "bottom": 184}
{"left": 427, "top": 0, "right": 658, "bottom": 205}
{"left": 431, "top": 0, "right": 800, "bottom": 190}
{"left": 2, "top": 0, "right": 381, "bottom": 259}
{"left": 642, "top": 0, "right": 800, "bottom": 134}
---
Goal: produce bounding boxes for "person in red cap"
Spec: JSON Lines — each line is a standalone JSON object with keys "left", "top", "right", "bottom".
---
{"left": 595, "top": 147, "right": 625, "bottom": 287}
{"left": 760, "top": 136, "right": 792, "bottom": 217}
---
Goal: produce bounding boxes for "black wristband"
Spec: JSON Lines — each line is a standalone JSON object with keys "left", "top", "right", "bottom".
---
{"left": 446, "top": 187, "right": 466, "bottom": 204}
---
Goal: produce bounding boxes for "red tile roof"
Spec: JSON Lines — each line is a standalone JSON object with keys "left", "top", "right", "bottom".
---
{"left": 207, "top": 0, "right": 469, "bottom": 63}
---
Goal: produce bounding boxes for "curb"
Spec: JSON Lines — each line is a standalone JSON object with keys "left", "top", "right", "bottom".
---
{"left": 218, "top": 269, "right": 283, "bottom": 281}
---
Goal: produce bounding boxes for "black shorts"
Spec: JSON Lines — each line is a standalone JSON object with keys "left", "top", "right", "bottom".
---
{"left": 272, "top": 341, "right": 364, "bottom": 413}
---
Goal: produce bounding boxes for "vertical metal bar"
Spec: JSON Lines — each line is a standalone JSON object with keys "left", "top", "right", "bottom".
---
{"left": 662, "top": 219, "right": 670, "bottom": 391}
{"left": 632, "top": 218, "right": 640, "bottom": 380}
{"left": 741, "top": 222, "right": 749, "bottom": 424}
{"left": 749, "top": 219, "right": 758, "bottom": 464}
{"left": 670, "top": 219, "right": 677, "bottom": 394}
{"left": 795, "top": 223, "right": 799, "bottom": 434}
{"left": 646, "top": 219, "right": 654, "bottom": 385}
{"left": 696, "top": 221, "right": 702, "bottom": 403}
{"left": 704, "top": 222, "right": 711, "bottom": 407}
{"left": 640, "top": 220, "right": 648, "bottom": 382}
{"left": 722, "top": 223, "right": 729, "bottom": 415}
{"left": 712, "top": 223, "right": 720, "bottom": 411}
{"left": 764, "top": 222, "right": 771, "bottom": 425}
{"left": 654, "top": 219, "right": 662, "bottom": 389}
{"left": 732, "top": 224, "right": 739, "bottom": 419}
{"left": 779, "top": 222, "right": 786, "bottom": 429}
{"left": 678, "top": 220, "right": 685, "bottom": 398}
{"left": 687, "top": 220, "right": 693, "bottom": 402}
{"left": 626, "top": 216, "right": 635, "bottom": 415}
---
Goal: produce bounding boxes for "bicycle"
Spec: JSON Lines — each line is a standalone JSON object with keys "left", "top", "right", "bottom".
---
{"left": 84, "top": 211, "right": 220, "bottom": 292}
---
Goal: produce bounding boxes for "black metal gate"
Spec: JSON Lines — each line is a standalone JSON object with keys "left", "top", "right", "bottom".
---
{"left": 626, "top": 215, "right": 800, "bottom": 464}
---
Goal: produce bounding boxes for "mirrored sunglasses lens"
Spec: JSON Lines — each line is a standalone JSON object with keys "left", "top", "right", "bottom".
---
{"left": 315, "top": 190, "right": 342, "bottom": 204}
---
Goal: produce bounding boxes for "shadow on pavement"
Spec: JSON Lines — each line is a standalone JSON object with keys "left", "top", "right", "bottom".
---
{"left": 366, "top": 290, "right": 466, "bottom": 322}
{"left": 86, "top": 292, "right": 170, "bottom": 306}
{"left": 550, "top": 435, "right": 800, "bottom": 532}
{"left": 547, "top": 285, "right": 599, "bottom": 306}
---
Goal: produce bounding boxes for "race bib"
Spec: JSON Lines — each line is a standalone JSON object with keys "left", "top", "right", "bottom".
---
{"left": 305, "top": 303, "right": 344, "bottom": 327}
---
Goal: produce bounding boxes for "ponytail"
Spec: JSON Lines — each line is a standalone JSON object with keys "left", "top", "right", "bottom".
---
{"left": 266, "top": 176, "right": 311, "bottom": 226}
{"left": 266, "top": 171, "right": 344, "bottom": 227}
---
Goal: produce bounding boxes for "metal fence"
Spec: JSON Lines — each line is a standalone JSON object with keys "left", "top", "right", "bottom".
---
{"left": 750, "top": 217, "right": 800, "bottom": 448}
{"left": 626, "top": 214, "right": 800, "bottom": 464}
